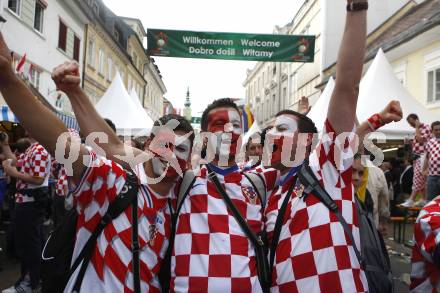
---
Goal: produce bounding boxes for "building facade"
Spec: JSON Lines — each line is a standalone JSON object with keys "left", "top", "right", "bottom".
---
{"left": 244, "top": 0, "right": 412, "bottom": 127}
{"left": 79, "top": 0, "right": 147, "bottom": 107}
{"left": 323, "top": 0, "right": 440, "bottom": 115}
{"left": 143, "top": 58, "right": 166, "bottom": 121}
{"left": 0, "top": 0, "right": 87, "bottom": 113}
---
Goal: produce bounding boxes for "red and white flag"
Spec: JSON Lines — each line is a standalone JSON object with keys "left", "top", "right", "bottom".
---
{"left": 15, "top": 53, "right": 26, "bottom": 73}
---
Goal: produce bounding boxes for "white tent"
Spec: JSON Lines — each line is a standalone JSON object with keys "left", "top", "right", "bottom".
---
{"left": 96, "top": 72, "right": 152, "bottom": 135}
{"left": 357, "top": 48, "right": 438, "bottom": 139}
{"left": 129, "top": 88, "right": 154, "bottom": 129}
{"left": 307, "top": 77, "right": 335, "bottom": 132}
{"left": 242, "top": 121, "right": 262, "bottom": 147}
{"left": 308, "top": 49, "right": 438, "bottom": 139}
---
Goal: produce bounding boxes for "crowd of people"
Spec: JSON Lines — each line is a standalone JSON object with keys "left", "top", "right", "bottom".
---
{"left": 0, "top": 0, "right": 438, "bottom": 292}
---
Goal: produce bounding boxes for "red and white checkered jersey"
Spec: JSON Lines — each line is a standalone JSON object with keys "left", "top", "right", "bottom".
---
{"left": 64, "top": 151, "right": 173, "bottom": 293}
{"left": 265, "top": 120, "right": 368, "bottom": 292}
{"left": 410, "top": 196, "right": 440, "bottom": 292}
{"left": 50, "top": 159, "right": 68, "bottom": 197}
{"left": 50, "top": 158, "right": 59, "bottom": 180}
{"left": 15, "top": 142, "right": 51, "bottom": 203}
{"left": 171, "top": 164, "right": 278, "bottom": 292}
{"left": 426, "top": 138, "right": 440, "bottom": 176}
{"left": 412, "top": 123, "right": 432, "bottom": 155}
{"left": 56, "top": 166, "right": 68, "bottom": 197}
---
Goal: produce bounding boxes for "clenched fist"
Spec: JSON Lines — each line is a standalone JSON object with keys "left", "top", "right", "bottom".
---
{"left": 379, "top": 100, "right": 403, "bottom": 125}
{"left": 51, "top": 61, "right": 81, "bottom": 94}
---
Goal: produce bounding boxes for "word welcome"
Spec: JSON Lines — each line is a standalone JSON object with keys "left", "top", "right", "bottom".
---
{"left": 147, "top": 29, "right": 315, "bottom": 62}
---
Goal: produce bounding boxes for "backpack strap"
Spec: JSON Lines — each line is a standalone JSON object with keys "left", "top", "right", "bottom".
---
{"left": 130, "top": 173, "right": 141, "bottom": 293}
{"left": 206, "top": 165, "right": 270, "bottom": 293}
{"left": 71, "top": 170, "right": 140, "bottom": 292}
{"left": 243, "top": 172, "right": 267, "bottom": 208}
{"left": 297, "top": 163, "right": 364, "bottom": 268}
{"left": 269, "top": 180, "right": 296, "bottom": 271}
{"left": 159, "top": 170, "right": 196, "bottom": 292}
{"left": 177, "top": 170, "right": 196, "bottom": 212}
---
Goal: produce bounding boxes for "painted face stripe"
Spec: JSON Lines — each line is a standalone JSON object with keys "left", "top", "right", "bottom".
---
{"left": 228, "top": 110, "right": 242, "bottom": 134}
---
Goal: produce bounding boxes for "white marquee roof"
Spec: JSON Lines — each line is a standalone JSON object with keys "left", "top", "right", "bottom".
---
{"left": 308, "top": 49, "right": 438, "bottom": 140}
{"left": 95, "top": 72, "right": 152, "bottom": 135}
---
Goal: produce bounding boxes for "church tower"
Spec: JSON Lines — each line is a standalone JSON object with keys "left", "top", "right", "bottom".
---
{"left": 183, "top": 87, "right": 192, "bottom": 121}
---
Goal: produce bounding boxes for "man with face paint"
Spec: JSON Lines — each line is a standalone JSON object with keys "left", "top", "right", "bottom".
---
{"left": 264, "top": 1, "right": 373, "bottom": 292}
{"left": 167, "top": 98, "right": 279, "bottom": 292}
{"left": 0, "top": 40, "right": 196, "bottom": 292}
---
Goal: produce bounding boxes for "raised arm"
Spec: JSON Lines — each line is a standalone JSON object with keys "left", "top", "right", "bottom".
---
{"left": 0, "top": 32, "right": 86, "bottom": 182}
{"left": 51, "top": 62, "right": 147, "bottom": 169}
{"left": 327, "top": 0, "right": 368, "bottom": 134}
{"left": 356, "top": 100, "right": 403, "bottom": 153}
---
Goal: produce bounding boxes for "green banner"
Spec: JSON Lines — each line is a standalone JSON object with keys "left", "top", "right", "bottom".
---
{"left": 147, "top": 29, "right": 315, "bottom": 62}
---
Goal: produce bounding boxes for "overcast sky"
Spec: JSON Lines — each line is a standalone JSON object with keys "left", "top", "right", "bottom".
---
{"left": 103, "top": 0, "right": 303, "bottom": 116}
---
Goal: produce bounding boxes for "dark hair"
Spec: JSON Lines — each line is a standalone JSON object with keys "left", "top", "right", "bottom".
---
{"left": 275, "top": 110, "right": 318, "bottom": 134}
{"left": 406, "top": 114, "right": 419, "bottom": 121}
{"left": 152, "top": 114, "right": 195, "bottom": 145}
{"left": 201, "top": 98, "right": 240, "bottom": 131}
{"left": 354, "top": 153, "right": 362, "bottom": 160}
{"left": 131, "top": 138, "right": 143, "bottom": 150}
{"left": 16, "top": 138, "right": 31, "bottom": 153}
{"left": 104, "top": 118, "right": 116, "bottom": 132}
{"left": 260, "top": 126, "right": 272, "bottom": 148}
{"left": 245, "top": 132, "right": 262, "bottom": 150}
{"left": 431, "top": 121, "right": 440, "bottom": 130}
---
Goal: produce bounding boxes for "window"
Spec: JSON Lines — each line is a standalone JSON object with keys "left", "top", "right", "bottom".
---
{"left": 290, "top": 72, "right": 297, "bottom": 93}
{"left": 289, "top": 72, "right": 297, "bottom": 104}
{"left": 427, "top": 68, "right": 440, "bottom": 103}
{"left": 272, "top": 94, "right": 276, "bottom": 116}
{"left": 87, "top": 39, "right": 95, "bottom": 67}
{"left": 73, "top": 35, "right": 80, "bottom": 62}
{"left": 92, "top": 2, "right": 99, "bottom": 15}
{"left": 29, "top": 66, "right": 40, "bottom": 90}
{"left": 98, "top": 49, "right": 105, "bottom": 75}
{"left": 8, "top": 0, "right": 21, "bottom": 15}
{"left": 282, "top": 87, "right": 287, "bottom": 110}
{"left": 33, "top": 1, "right": 44, "bottom": 32}
{"left": 273, "top": 65, "right": 276, "bottom": 76}
{"left": 58, "top": 20, "right": 67, "bottom": 51}
{"left": 394, "top": 63, "right": 406, "bottom": 86}
{"left": 114, "top": 28, "right": 120, "bottom": 42}
{"left": 107, "top": 58, "right": 113, "bottom": 80}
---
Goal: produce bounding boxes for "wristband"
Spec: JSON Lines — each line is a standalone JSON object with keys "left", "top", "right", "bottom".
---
{"left": 367, "top": 114, "right": 384, "bottom": 131}
{"left": 347, "top": 1, "right": 369, "bottom": 12}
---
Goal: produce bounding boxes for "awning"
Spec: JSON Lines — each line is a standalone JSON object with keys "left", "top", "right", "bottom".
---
{"left": 1, "top": 106, "right": 19, "bottom": 123}
{"left": 56, "top": 112, "right": 80, "bottom": 132}
{"left": 0, "top": 105, "right": 80, "bottom": 132}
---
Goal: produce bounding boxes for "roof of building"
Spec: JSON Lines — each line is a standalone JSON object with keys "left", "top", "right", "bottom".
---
{"left": 120, "top": 16, "right": 148, "bottom": 36}
{"left": 77, "top": 0, "right": 147, "bottom": 78}
{"left": 365, "top": 0, "right": 440, "bottom": 61}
